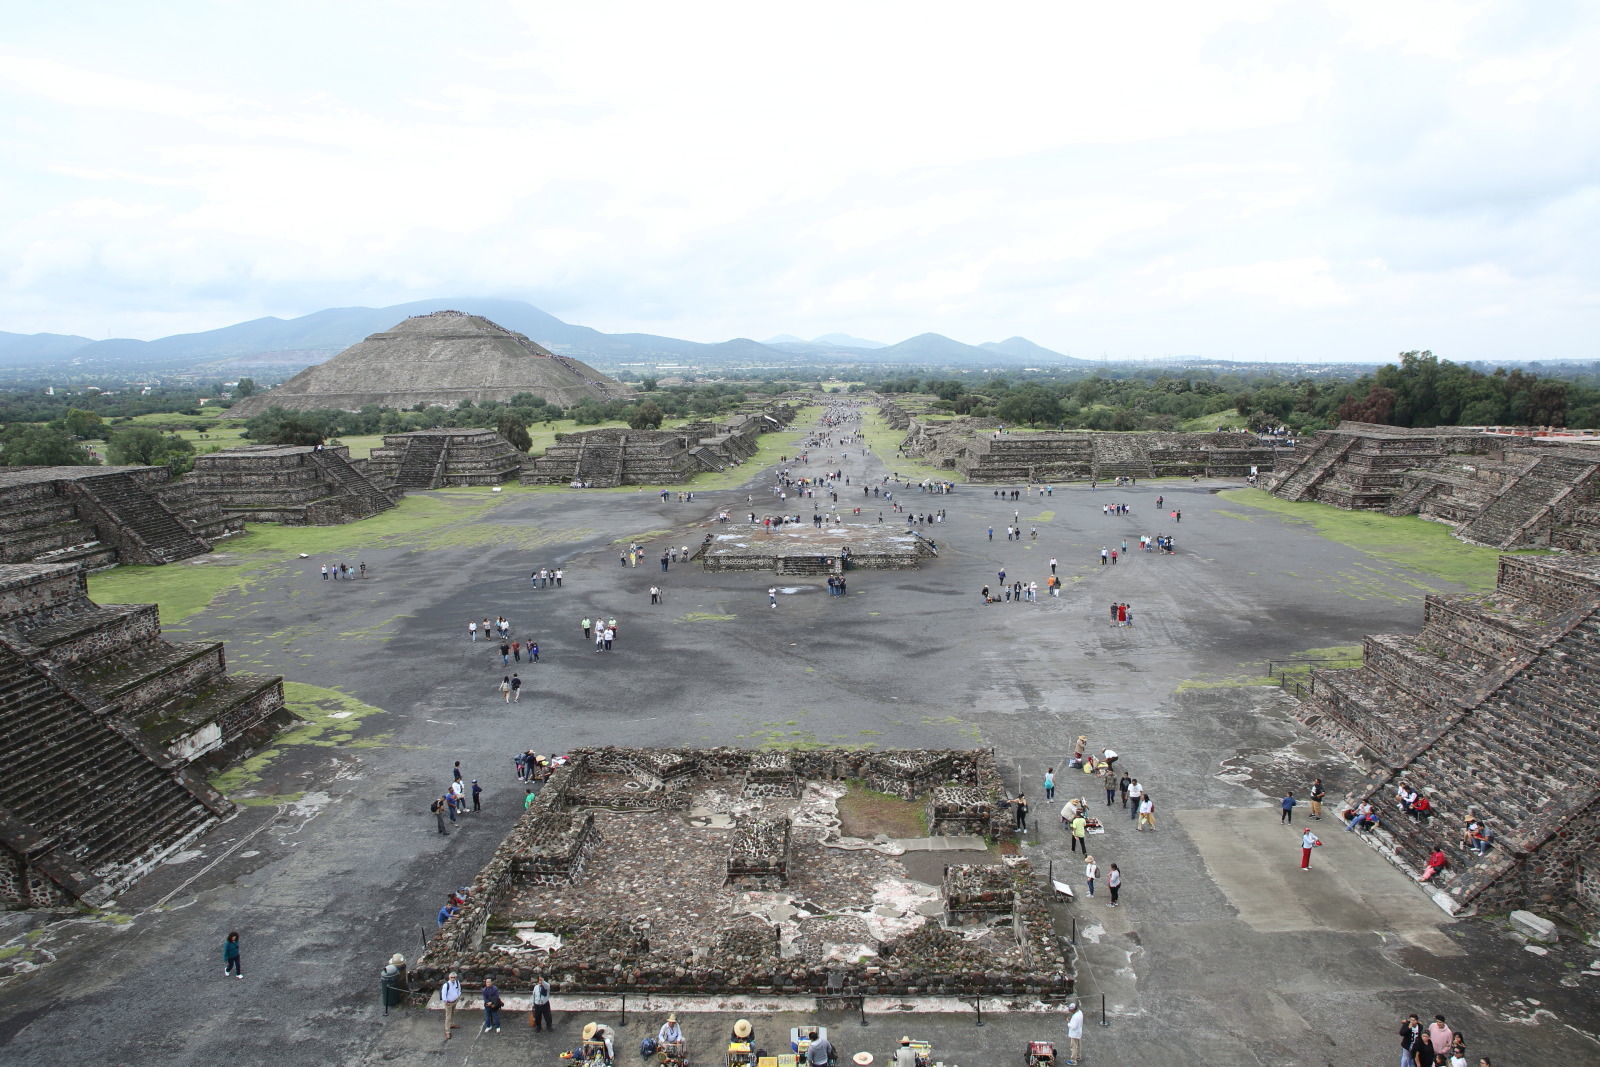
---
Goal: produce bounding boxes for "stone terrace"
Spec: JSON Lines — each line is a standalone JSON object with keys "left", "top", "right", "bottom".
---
{"left": 1295, "top": 554, "right": 1600, "bottom": 924}
{"left": 0, "top": 562, "right": 288, "bottom": 907}
{"left": 0, "top": 466, "right": 240, "bottom": 568}
{"left": 924, "top": 428, "right": 1276, "bottom": 483}
{"left": 365, "top": 429, "right": 524, "bottom": 488}
{"left": 697, "top": 523, "right": 935, "bottom": 574}
{"left": 414, "top": 747, "right": 1070, "bottom": 1000}
{"left": 1272, "top": 422, "right": 1600, "bottom": 549}
{"left": 189, "top": 444, "right": 401, "bottom": 525}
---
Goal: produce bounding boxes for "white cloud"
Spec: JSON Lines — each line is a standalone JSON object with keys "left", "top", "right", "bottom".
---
{"left": 0, "top": 0, "right": 1593, "bottom": 360}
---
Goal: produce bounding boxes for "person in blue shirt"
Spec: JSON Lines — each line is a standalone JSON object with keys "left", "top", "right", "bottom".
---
{"left": 1280, "top": 793, "right": 1297, "bottom": 825}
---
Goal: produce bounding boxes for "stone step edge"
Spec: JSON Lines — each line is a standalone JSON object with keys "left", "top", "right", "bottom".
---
{"left": 425, "top": 992, "right": 1067, "bottom": 1013}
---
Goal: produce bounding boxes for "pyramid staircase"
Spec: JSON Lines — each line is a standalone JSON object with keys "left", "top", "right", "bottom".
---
{"left": 1272, "top": 434, "right": 1357, "bottom": 501}
{"left": 0, "top": 636, "right": 229, "bottom": 906}
{"left": 396, "top": 436, "right": 449, "bottom": 489}
{"left": 1295, "top": 556, "right": 1600, "bottom": 918}
{"left": 306, "top": 448, "right": 399, "bottom": 515}
{"left": 1457, "top": 454, "right": 1600, "bottom": 548}
{"left": 65, "top": 471, "right": 212, "bottom": 564}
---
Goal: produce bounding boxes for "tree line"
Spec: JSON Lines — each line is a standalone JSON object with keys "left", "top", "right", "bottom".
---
{"left": 860, "top": 351, "right": 1600, "bottom": 432}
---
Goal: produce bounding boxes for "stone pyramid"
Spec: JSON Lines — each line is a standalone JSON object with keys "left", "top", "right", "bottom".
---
{"left": 230, "top": 310, "right": 626, "bottom": 415}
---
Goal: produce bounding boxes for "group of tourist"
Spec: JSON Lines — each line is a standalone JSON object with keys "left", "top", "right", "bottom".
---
{"left": 430, "top": 761, "right": 482, "bottom": 835}
{"left": 318, "top": 561, "right": 366, "bottom": 580}
{"left": 1398, "top": 1012, "right": 1486, "bottom": 1067}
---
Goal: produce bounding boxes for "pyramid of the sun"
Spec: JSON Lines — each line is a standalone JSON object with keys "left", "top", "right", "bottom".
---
{"left": 230, "top": 310, "right": 626, "bottom": 415}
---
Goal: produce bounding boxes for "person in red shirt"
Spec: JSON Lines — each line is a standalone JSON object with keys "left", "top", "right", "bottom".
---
{"left": 1420, "top": 848, "right": 1449, "bottom": 882}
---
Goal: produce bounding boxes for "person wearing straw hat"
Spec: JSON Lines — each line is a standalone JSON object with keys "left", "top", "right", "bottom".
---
{"left": 582, "top": 1021, "right": 615, "bottom": 1063}
{"left": 657, "top": 1013, "right": 685, "bottom": 1059}
{"left": 731, "top": 1018, "right": 756, "bottom": 1046}
{"left": 893, "top": 1036, "right": 917, "bottom": 1067}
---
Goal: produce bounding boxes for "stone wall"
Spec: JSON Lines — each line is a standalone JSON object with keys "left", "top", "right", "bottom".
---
{"left": 521, "top": 402, "right": 798, "bottom": 487}
{"left": 1293, "top": 554, "right": 1600, "bottom": 925}
{"left": 409, "top": 747, "right": 1068, "bottom": 998}
{"left": 188, "top": 445, "right": 401, "bottom": 525}
{"left": 1272, "top": 422, "right": 1600, "bottom": 549}
{"left": 367, "top": 429, "right": 524, "bottom": 488}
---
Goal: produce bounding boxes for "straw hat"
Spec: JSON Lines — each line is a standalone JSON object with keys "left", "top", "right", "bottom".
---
{"left": 388, "top": 954, "right": 405, "bottom": 966}
{"left": 582, "top": 1022, "right": 599, "bottom": 1041}
{"left": 666, "top": 1013, "right": 677, "bottom": 1023}
{"left": 733, "top": 1019, "right": 753, "bottom": 1038}
{"left": 853, "top": 1055, "right": 874, "bottom": 1066}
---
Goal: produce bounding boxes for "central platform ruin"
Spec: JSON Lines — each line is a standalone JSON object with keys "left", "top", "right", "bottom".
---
{"left": 416, "top": 747, "right": 1072, "bottom": 1002}
{"left": 697, "top": 523, "right": 937, "bottom": 574}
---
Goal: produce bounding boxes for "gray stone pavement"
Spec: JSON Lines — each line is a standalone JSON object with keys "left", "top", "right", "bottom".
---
{"left": 0, "top": 408, "right": 1595, "bottom": 1065}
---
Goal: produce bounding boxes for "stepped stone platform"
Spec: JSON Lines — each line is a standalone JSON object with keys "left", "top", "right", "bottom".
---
{"left": 697, "top": 523, "right": 935, "bottom": 573}
{"left": 413, "top": 746, "right": 1071, "bottom": 1002}
{"left": 893, "top": 417, "right": 1277, "bottom": 482}
{"left": 188, "top": 444, "right": 401, "bottom": 525}
{"left": 366, "top": 429, "right": 524, "bottom": 488}
{"left": 229, "top": 309, "right": 627, "bottom": 416}
{"left": 521, "top": 402, "right": 799, "bottom": 487}
{"left": 1269, "top": 421, "right": 1600, "bottom": 549}
{"left": 0, "top": 466, "right": 241, "bottom": 569}
{"left": 1293, "top": 554, "right": 1600, "bottom": 925}
{"left": 0, "top": 562, "right": 300, "bottom": 907}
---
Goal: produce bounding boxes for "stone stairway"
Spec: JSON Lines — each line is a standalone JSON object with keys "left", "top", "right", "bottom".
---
{"left": 306, "top": 449, "right": 399, "bottom": 514}
{"left": 1091, "top": 435, "right": 1152, "bottom": 479}
{"left": 1351, "top": 609, "right": 1600, "bottom": 912}
{"left": 1383, "top": 477, "right": 1440, "bottom": 517}
{"left": 775, "top": 556, "right": 834, "bottom": 576}
{"left": 396, "top": 437, "right": 448, "bottom": 489}
{"left": 689, "top": 446, "right": 723, "bottom": 472}
{"left": 1456, "top": 456, "right": 1589, "bottom": 547}
{"left": 72, "top": 471, "right": 212, "bottom": 563}
{"left": 1273, "top": 434, "right": 1356, "bottom": 501}
{"left": 0, "top": 639, "right": 221, "bottom": 904}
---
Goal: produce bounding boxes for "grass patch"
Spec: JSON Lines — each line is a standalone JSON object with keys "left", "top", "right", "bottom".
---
{"left": 1178, "top": 411, "right": 1249, "bottom": 432}
{"left": 1177, "top": 643, "right": 1364, "bottom": 690}
{"left": 678, "top": 406, "right": 825, "bottom": 491}
{"left": 208, "top": 681, "right": 388, "bottom": 799}
{"left": 859, "top": 409, "right": 956, "bottom": 483}
{"left": 678, "top": 612, "right": 736, "bottom": 622}
{"left": 88, "top": 488, "right": 520, "bottom": 624}
{"left": 1218, "top": 489, "right": 1548, "bottom": 591}
{"left": 837, "top": 781, "right": 928, "bottom": 838}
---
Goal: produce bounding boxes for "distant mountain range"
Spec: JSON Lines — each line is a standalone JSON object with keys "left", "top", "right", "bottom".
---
{"left": 0, "top": 299, "right": 1090, "bottom": 374}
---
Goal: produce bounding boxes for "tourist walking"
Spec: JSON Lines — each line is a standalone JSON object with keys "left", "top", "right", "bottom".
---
{"left": 768, "top": 587, "right": 778, "bottom": 609}
{"left": 510, "top": 674, "right": 521, "bottom": 701}
{"left": 1107, "top": 863, "right": 1121, "bottom": 906}
{"left": 1137, "top": 793, "right": 1155, "bottom": 830}
{"left": 1064, "top": 1001, "right": 1084, "bottom": 1065}
{"left": 1014, "top": 793, "right": 1029, "bottom": 831}
{"left": 1101, "top": 764, "right": 1117, "bottom": 806}
{"left": 650, "top": 585, "right": 661, "bottom": 605}
{"left": 1300, "top": 827, "right": 1322, "bottom": 869}
{"left": 432, "top": 796, "right": 448, "bottom": 834}
{"left": 1281, "top": 792, "right": 1297, "bottom": 824}
{"left": 222, "top": 931, "right": 242, "bottom": 978}
{"left": 1084, "top": 855, "right": 1098, "bottom": 897}
{"left": 499, "top": 676, "right": 511, "bottom": 702}
{"left": 1069, "top": 811, "right": 1087, "bottom": 854}
{"left": 1043, "top": 767, "right": 1055, "bottom": 801}
{"left": 471, "top": 780, "right": 482, "bottom": 812}
{"left": 468, "top": 620, "right": 477, "bottom": 641}
{"left": 441, "top": 971, "right": 461, "bottom": 1039}
{"left": 1126, "top": 778, "right": 1142, "bottom": 820}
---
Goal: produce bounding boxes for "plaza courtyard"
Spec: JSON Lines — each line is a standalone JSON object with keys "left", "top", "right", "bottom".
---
{"left": 0, "top": 406, "right": 1594, "bottom": 1066}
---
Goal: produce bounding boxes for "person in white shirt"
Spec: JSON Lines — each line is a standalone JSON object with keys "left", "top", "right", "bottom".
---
{"left": 1064, "top": 1001, "right": 1084, "bottom": 1065}
{"left": 441, "top": 972, "right": 461, "bottom": 1040}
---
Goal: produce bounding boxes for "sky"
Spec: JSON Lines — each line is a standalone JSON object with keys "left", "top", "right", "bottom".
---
{"left": 1, "top": 0, "right": 1596, "bottom": 361}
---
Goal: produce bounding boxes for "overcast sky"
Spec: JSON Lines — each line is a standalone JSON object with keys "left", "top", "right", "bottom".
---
{"left": 2, "top": 1, "right": 1595, "bottom": 361}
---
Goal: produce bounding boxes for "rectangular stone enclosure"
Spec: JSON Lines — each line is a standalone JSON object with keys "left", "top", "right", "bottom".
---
{"left": 415, "top": 747, "right": 1072, "bottom": 1002}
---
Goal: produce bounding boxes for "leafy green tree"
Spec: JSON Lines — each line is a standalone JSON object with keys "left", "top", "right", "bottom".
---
{"left": 265, "top": 413, "right": 328, "bottom": 446}
{"left": 235, "top": 378, "right": 258, "bottom": 397}
{"left": 628, "top": 401, "right": 665, "bottom": 430}
{"left": 496, "top": 414, "right": 532, "bottom": 452}
{"left": 1, "top": 424, "right": 98, "bottom": 466}
{"left": 61, "top": 408, "right": 106, "bottom": 439}
{"left": 106, "top": 426, "right": 169, "bottom": 465}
